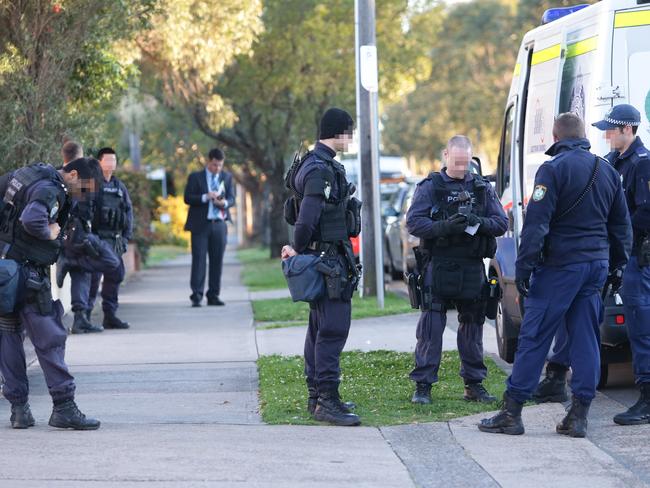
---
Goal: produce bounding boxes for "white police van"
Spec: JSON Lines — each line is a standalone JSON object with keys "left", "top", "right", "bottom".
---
{"left": 492, "top": 0, "right": 650, "bottom": 385}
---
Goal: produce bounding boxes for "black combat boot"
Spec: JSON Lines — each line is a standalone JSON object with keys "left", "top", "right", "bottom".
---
{"left": 314, "top": 389, "right": 361, "bottom": 426}
{"left": 10, "top": 403, "right": 35, "bottom": 429}
{"left": 307, "top": 385, "right": 319, "bottom": 416}
{"left": 464, "top": 382, "right": 497, "bottom": 403}
{"left": 411, "top": 382, "right": 432, "bottom": 404}
{"left": 48, "top": 400, "right": 100, "bottom": 430}
{"left": 478, "top": 391, "right": 525, "bottom": 435}
{"left": 533, "top": 363, "right": 569, "bottom": 403}
{"left": 307, "top": 386, "right": 355, "bottom": 416}
{"left": 71, "top": 311, "right": 104, "bottom": 334}
{"left": 556, "top": 396, "right": 590, "bottom": 437}
{"left": 613, "top": 383, "right": 650, "bottom": 426}
{"left": 103, "top": 312, "right": 130, "bottom": 330}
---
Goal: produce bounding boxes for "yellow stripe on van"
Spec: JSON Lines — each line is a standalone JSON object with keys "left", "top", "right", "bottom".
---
{"left": 615, "top": 10, "right": 650, "bottom": 28}
{"left": 531, "top": 44, "right": 561, "bottom": 65}
{"left": 566, "top": 36, "right": 598, "bottom": 58}
{"left": 513, "top": 63, "right": 521, "bottom": 76}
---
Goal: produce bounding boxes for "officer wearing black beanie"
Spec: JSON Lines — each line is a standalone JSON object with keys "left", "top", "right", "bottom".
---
{"left": 281, "top": 107, "right": 362, "bottom": 426}
{"left": 319, "top": 108, "right": 354, "bottom": 140}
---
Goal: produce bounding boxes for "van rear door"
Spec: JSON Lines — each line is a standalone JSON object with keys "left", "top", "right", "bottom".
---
{"left": 612, "top": 6, "right": 650, "bottom": 135}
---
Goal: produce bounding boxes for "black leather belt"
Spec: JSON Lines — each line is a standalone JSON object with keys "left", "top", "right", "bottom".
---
{"left": 207, "top": 219, "right": 225, "bottom": 223}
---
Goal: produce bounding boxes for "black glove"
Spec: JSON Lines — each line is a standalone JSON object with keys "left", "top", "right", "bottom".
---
{"left": 440, "top": 213, "right": 468, "bottom": 235}
{"left": 515, "top": 278, "right": 530, "bottom": 297}
{"left": 605, "top": 267, "right": 623, "bottom": 294}
{"left": 466, "top": 213, "right": 481, "bottom": 227}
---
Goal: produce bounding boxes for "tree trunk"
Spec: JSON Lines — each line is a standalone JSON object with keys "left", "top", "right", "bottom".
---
{"left": 267, "top": 164, "right": 288, "bottom": 259}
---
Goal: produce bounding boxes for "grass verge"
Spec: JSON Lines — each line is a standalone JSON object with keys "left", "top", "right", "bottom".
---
{"left": 146, "top": 245, "right": 187, "bottom": 267}
{"left": 257, "top": 321, "right": 308, "bottom": 330}
{"left": 252, "top": 292, "right": 413, "bottom": 323}
{"left": 238, "top": 247, "right": 285, "bottom": 291}
{"left": 258, "top": 350, "right": 506, "bottom": 426}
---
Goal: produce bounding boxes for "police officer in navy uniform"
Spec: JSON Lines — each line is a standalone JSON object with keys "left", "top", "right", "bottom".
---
{"left": 534, "top": 105, "right": 650, "bottom": 425}
{"left": 0, "top": 158, "right": 100, "bottom": 429}
{"left": 479, "top": 113, "right": 632, "bottom": 437}
{"left": 86, "top": 147, "right": 133, "bottom": 329}
{"left": 406, "top": 135, "right": 507, "bottom": 405}
{"left": 598, "top": 104, "right": 650, "bottom": 425}
{"left": 56, "top": 158, "right": 123, "bottom": 334}
{"left": 281, "top": 108, "right": 361, "bottom": 426}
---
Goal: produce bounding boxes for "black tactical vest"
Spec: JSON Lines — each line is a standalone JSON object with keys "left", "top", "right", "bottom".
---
{"left": 94, "top": 180, "right": 125, "bottom": 237}
{"left": 285, "top": 148, "right": 360, "bottom": 244}
{"left": 0, "top": 164, "right": 70, "bottom": 266}
{"left": 422, "top": 172, "right": 496, "bottom": 259}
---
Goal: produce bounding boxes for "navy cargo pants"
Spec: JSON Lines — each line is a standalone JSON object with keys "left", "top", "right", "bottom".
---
{"left": 88, "top": 258, "right": 125, "bottom": 315}
{"left": 620, "top": 256, "right": 650, "bottom": 385}
{"left": 304, "top": 294, "right": 351, "bottom": 391}
{"left": 410, "top": 299, "right": 488, "bottom": 385}
{"left": 410, "top": 259, "right": 488, "bottom": 385}
{"left": 507, "top": 260, "right": 608, "bottom": 403}
{"left": 0, "top": 270, "right": 75, "bottom": 405}
{"left": 67, "top": 234, "right": 122, "bottom": 313}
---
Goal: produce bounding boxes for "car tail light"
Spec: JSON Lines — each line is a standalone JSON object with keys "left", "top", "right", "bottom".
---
{"left": 615, "top": 314, "right": 625, "bottom": 325}
{"left": 351, "top": 236, "right": 360, "bottom": 256}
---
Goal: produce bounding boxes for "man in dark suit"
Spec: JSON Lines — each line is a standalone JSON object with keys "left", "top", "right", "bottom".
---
{"left": 184, "top": 148, "right": 236, "bottom": 307}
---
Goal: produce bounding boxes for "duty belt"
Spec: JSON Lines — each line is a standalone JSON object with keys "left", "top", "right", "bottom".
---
{"left": 307, "top": 241, "right": 337, "bottom": 254}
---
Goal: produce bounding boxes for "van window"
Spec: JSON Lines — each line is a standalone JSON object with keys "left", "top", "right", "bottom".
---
{"left": 497, "top": 103, "right": 515, "bottom": 197}
{"left": 613, "top": 16, "right": 650, "bottom": 139}
{"left": 559, "top": 33, "right": 598, "bottom": 121}
{"left": 522, "top": 38, "right": 562, "bottom": 202}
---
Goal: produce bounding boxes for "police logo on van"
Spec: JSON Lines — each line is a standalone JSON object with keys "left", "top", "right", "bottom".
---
{"left": 532, "top": 185, "right": 547, "bottom": 202}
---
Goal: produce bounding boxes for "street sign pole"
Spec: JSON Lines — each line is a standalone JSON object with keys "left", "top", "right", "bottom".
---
{"left": 355, "top": 0, "right": 384, "bottom": 307}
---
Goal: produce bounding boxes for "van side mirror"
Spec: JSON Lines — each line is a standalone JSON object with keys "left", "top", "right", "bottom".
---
{"left": 470, "top": 156, "right": 483, "bottom": 177}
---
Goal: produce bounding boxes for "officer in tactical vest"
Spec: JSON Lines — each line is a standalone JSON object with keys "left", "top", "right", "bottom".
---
{"left": 281, "top": 108, "right": 362, "bottom": 426}
{"left": 86, "top": 147, "right": 133, "bottom": 329}
{"left": 0, "top": 159, "right": 101, "bottom": 430}
{"left": 55, "top": 158, "right": 123, "bottom": 334}
{"left": 534, "top": 104, "right": 650, "bottom": 426}
{"left": 479, "top": 113, "right": 631, "bottom": 438}
{"left": 406, "top": 135, "right": 507, "bottom": 405}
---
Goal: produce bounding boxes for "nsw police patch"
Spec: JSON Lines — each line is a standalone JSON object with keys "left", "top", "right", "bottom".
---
{"left": 532, "top": 185, "right": 547, "bottom": 202}
{"left": 50, "top": 203, "right": 59, "bottom": 219}
{"left": 324, "top": 181, "right": 331, "bottom": 199}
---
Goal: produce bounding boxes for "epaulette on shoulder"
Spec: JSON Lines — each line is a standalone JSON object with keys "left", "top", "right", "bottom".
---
{"left": 635, "top": 147, "right": 650, "bottom": 160}
{"left": 418, "top": 171, "right": 440, "bottom": 186}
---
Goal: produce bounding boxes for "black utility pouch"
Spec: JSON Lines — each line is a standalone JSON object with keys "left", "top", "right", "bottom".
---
{"left": 346, "top": 197, "right": 362, "bottom": 237}
{"left": 283, "top": 196, "right": 298, "bottom": 226}
{"left": 406, "top": 272, "right": 421, "bottom": 309}
{"left": 431, "top": 257, "right": 484, "bottom": 300}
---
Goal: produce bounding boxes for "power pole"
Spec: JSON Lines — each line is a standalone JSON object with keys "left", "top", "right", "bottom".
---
{"left": 355, "top": 0, "right": 384, "bottom": 306}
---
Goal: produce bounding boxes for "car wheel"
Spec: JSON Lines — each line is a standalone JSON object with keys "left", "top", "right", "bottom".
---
{"left": 495, "top": 299, "right": 517, "bottom": 363}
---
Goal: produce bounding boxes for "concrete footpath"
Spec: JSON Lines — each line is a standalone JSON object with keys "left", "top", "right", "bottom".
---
{"left": 1, "top": 249, "right": 649, "bottom": 487}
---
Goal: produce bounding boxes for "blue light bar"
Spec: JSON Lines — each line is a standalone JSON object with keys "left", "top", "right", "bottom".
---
{"left": 542, "top": 4, "right": 590, "bottom": 25}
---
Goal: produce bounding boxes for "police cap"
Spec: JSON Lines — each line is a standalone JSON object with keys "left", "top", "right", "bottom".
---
{"left": 592, "top": 104, "right": 641, "bottom": 130}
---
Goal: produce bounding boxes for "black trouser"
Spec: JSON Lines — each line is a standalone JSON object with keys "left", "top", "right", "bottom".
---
{"left": 304, "top": 294, "right": 352, "bottom": 392}
{"left": 190, "top": 220, "right": 227, "bottom": 300}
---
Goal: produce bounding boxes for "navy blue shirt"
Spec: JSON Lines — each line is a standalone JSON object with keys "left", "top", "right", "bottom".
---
{"left": 606, "top": 136, "right": 650, "bottom": 236}
{"left": 97, "top": 175, "right": 134, "bottom": 240}
{"left": 293, "top": 142, "right": 339, "bottom": 253}
{"left": 19, "top": 178, "right": 66, "bottom": 241}
{"left": 516, "top": 138, "right": 632, "bottom": 280}
{"left": 406, "top": 169, "right": 508, "bottom": 239}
